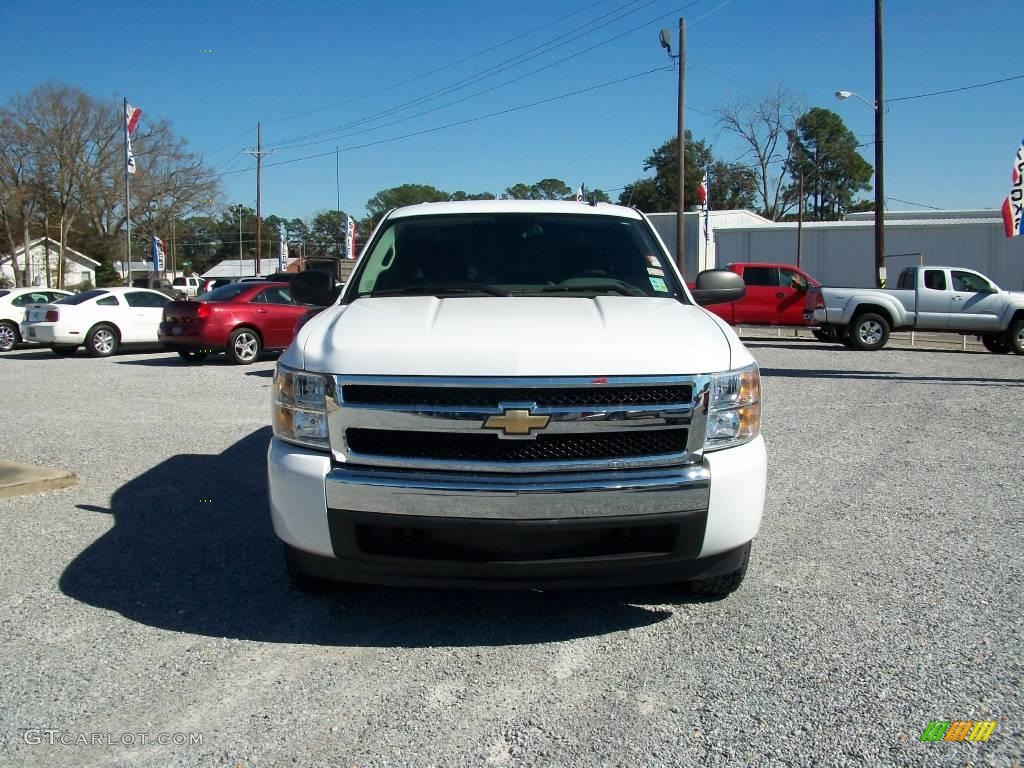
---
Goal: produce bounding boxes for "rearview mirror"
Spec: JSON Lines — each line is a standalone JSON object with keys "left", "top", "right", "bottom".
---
{"left": 691, "top": 269, "right": 745, "bottom": 306}
{"left": 291, "top": 270, "right": 340, "bottom": 306}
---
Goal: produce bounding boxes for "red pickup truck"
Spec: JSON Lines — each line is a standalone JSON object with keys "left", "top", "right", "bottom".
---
{"left": 694, "top": 262, "right": 820, "bottom": 327}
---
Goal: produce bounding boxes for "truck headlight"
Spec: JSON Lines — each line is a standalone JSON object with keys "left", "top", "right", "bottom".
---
{"left": 705, "top": 363, "right": 761, "bottom": 451}
{"left": 273, "top": 365, "right": 329, "bottom": 450}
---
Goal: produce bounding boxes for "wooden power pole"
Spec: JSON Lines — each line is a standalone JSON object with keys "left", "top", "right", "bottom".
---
{"left": 247, "top": 123, "right": 274, "bottom": 277}
{"left": 676, "top": 17, "right": 686, "bottom": 272}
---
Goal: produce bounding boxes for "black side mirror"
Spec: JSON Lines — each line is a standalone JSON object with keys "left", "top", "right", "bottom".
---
{"left": 291, "top": 270, "right": 341, "bottom": 306}
{"left": 691, "top": 269, "right": 745, "bottom": 306}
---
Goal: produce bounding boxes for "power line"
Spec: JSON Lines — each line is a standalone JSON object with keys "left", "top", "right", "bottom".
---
{"left": 885, "top": 195, "right": 942, "bottom": 210}
{"left": 261, "top": 0, "right": 623, "bottom": 125}
{"left": 266, "top": 0, "right": 668, "bottom": 150}
{"left": 888, "top": 73, "right": 1024, "bottom": 102}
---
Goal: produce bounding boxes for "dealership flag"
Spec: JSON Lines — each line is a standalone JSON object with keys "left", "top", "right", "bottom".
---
{"left": 125, "top": 103, "right": 142, "bottom": 175}
{"left": 576, "top": 185, "right": 584, "bottom": 203}
{"left": 279, "top": 228, "right": 288, "bottom": 271}
{"left": 151, "top": 236, "right": 164, "bottom": 273}
{"left": 1001, "top": 138, "right": 1024, "bottom": 238}
{"left": 697, "top": 171, "right": 708, "bottom": 209}
{"left": 345, "top": 216, "right": 357, "bottom": 259}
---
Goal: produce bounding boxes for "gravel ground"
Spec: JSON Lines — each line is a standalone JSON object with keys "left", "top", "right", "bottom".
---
{"left": 0, "top": 341, "right": 1021, "bottom": 768}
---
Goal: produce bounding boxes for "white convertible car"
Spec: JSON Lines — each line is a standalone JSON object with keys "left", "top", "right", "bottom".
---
{"left": 0, "top": 287, "right": 73, "bottom": 352}
{"left": 21, "top": 287, "right": 171, "bottom": 357}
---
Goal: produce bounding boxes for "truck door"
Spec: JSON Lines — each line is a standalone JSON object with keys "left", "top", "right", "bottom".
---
{"left": 915, "top": 269, "right": 951, "bottom": 329}
{"left": 776, "top": 267, "right": 810, "bottom": 325}
{"left": 948, "top": 270, "right": 1003, "bottom": 331}
{"left": 735, "top": 265, "right": 777, "bottom": 324}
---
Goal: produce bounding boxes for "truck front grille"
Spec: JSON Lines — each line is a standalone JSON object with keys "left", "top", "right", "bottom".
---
{"left": 346, "top": 428, "right": 688, "bottom": 463}
{"left": 342, "top": 384, "right": 692, "bottom": 408}
{"left": 329, "top": 375, "right": 708, "bottom": 472}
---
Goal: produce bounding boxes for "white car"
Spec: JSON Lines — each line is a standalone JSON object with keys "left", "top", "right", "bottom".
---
{"left": 21, "top": 287, "right": 171, "bottom": 357}
{"left": 270, "top": 200, "right": 766, "bottom": 596}
{"left": 0, "top": 287, "right": 73, "bottom": 351}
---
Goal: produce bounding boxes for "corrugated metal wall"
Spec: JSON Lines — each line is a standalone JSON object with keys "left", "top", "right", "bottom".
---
{"left": 715, "top": 221, "right": 1024, "bottom": 290}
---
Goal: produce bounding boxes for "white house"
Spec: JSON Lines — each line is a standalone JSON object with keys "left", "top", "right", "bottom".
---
{"left": 1, "top": 237, "right": 100, "bottom": 288}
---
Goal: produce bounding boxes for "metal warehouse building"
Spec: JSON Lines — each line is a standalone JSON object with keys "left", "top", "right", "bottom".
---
{"left": 712, "top": 209, "right": 1024, "bottom": 290}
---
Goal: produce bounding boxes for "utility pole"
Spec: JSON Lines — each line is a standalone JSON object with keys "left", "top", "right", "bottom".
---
{"left": 237, "top": 204, "right": 243, "bottom": 276}
{"left": 677, "top": 17, "right": 686, "bottom": 273}
{"left": 336, "top": 146, "right": 342, "bottom": 258}
{"left": 246, "top": 123, "right": 274, "bottom": 277}
{"left": 796, "top": 170, "right": 804, "bottom": 270}
{"left": 874, "top": 0, "right": 886, "bottom": 287}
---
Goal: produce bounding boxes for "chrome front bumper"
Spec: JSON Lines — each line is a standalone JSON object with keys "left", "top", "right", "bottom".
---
{"left": 324, "top": 463, "right": 711, "bottom": 520}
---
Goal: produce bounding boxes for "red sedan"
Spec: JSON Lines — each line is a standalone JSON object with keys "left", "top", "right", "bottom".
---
{"left": 159, "top": 282, "right": 311, "bottom": 364}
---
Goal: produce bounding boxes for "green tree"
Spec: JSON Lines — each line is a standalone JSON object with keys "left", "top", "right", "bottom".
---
{"left": 786, "top": 107, "right": 873, "bottom": 220}
{"left": 617, "top": 132, "right": 713, "bottom": 212}
{"left": 502, "top": 179, "right": 573, "bottom": 200}
{"left": 365, "top": 184, "right": 449, "bottom": 226}
{"left": 309, "top": 210, "right": 351, "bottom": 258}
{"left": 449, "top": 190, "right": 494, "bottom": 201}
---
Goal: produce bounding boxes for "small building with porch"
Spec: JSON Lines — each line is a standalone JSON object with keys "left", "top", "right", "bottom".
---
{"left": 1, "top": 237, "right": 99, "bottom": 288}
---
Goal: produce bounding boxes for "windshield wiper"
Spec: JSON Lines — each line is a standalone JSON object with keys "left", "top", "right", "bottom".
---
{"left": 535, "top": 283, "right": 646, "bottom": 297}
{"left": 369, "top": 283, "right": 510, "bottom": 298}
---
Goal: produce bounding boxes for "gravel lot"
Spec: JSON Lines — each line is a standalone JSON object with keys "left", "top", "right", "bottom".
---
{"left": 0, "top": 341, "right": 1020, "bottom": 767}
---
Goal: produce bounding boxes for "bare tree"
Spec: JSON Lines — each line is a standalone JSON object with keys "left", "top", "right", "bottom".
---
{"left": 714, "top": 86, "right": 803, "bottom": 221}
{"left": 0, "top": 108, "right": 44, "bottom": 286}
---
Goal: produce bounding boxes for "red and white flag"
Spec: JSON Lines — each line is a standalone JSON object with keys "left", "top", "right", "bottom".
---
{"left": 125, "top": 103, "right": 142, "bottom": 175}
{"left": 1001, "top": 137, "right": 1024, "bottom": 238}
{"left": 697, "top": 171, "right": 708, "bottom": 209}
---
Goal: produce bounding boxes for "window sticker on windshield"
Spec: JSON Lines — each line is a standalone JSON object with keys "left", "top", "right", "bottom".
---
{"left": 647, "top": 267, "right": 664, "bottom": 276}
{"left": 645, "top": 255, "right": 659, "bottom": 266}
{"left": 649, "top": 276, "right": 668, "bottom": 292}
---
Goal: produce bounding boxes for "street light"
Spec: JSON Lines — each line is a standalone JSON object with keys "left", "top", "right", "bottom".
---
{"left": 835, "top": 85, "right": 885, "bottom": 288}
{"left": 835, "top": 0, "right": 885, "bottom": 287}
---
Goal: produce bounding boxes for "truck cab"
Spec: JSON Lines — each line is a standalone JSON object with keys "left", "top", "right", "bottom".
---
{"left": 697, "top": 262, "right": 819, "bottom": 327}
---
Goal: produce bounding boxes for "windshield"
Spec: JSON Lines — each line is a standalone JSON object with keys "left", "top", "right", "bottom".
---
{"left": 56, "top": 289, "right": 108, "bottom": 305}
{"left": 197, "top": 283, "right": 252, "bottom": 302}
{"left": 348, "top": 213, "right": 683, "bottom": 300}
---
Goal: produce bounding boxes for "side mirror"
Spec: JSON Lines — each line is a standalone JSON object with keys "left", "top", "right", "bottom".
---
{"left": 691, "top": 269, "right": 745, "bottom": 306}
{"left": 291, "top": 270, "right": 341, "bottom": 306}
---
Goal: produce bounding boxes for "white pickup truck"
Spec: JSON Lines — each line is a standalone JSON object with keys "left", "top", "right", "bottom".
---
{"left": 268, "top": 200, "right": 767, "bottom": 596}
{"left": 807, "top": 266, "right": 1024, "bottom": 353}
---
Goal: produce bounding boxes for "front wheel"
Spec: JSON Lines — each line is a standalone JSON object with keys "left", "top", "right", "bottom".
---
{"left": 1009, "top": 318, "right": 1024, "bottom": 356}
{"left": 981, "top": 333, "right": 1011, "bottom": 354}
{"left": 86, "top": 325, "right": 119, "bottom": 357}
{"left": 227, "top": 327, "right": 261, "bottom": 365}
{"left": 177, "top": 349, "right": 209, "bottom": 363}
{"left": 849, "top": 313, "right": 890, "bottom": 351}
{"left": 0, "top": 321, "right": 20, "bottom": 352}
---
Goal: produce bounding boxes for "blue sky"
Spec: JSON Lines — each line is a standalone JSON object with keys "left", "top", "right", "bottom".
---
{"left": 2, "top": 0, "right": 1021, "bottom": 221}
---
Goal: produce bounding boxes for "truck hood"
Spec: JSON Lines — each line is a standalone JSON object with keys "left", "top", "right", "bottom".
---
{"left": 292, "top": 296, "right": 743, "bottom": 376}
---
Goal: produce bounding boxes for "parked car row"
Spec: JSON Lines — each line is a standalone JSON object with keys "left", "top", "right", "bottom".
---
{"left": 11, "top": 281, "right": 315, "bottom": 363}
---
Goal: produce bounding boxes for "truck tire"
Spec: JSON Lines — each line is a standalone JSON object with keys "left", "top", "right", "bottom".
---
{"left": 1010, "top": 318, "right": 1024, "bottom": 356}
{"left": 0, "top": 321, "right": 20, "bottom": 352}
{"left": 227, "top": 327, "right": 261, "bottom": 364}
{"left": 284, "top": 544, "right": 333, "bottom": 593}
{"left": 681, "top": 542, "right": 751, "bottom": 598}
{"left": 849, "top": 313, "right": 890, "bottom": 351}
{"left": 981, "top": 333, "right": 1011, "bottom": 354}
{"left": 86, "top": 324, "right": 119, "bottom": 357}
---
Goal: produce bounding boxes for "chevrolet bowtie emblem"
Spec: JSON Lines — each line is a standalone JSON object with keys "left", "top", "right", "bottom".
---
{"left": 483, "top": 408, "right": 550, "bottom": 437}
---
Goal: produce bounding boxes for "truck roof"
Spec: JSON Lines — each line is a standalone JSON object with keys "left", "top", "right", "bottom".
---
{"left": 387, "top": 200, "right": 643, "bottom": 220}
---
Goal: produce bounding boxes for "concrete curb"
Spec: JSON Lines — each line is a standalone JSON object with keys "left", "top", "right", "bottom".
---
{"left": 0, "top": 460, "right": 77, "bottom": 499}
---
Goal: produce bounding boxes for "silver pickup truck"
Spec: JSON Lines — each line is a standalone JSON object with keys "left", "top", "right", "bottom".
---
{"left": 806, "top": 266, "right": 1024, "bottom": 353}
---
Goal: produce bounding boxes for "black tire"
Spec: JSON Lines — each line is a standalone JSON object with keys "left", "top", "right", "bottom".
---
{"left": 0, "top": 320, "right": 20, "bottom": 352}
{"left": 177, "top": 349, "right": 209, "bottom": 363}
{"left": 227, "top": 327, "right": 261, "bottom": 365}
{"left": 1009, "top": 318, "right": 1024, "bottom": 356}
{"left": 51, "top": 345, "right": 77, "bottom": 356}
{"left": 86, "top": 324, "right": 119, "bottom": 357}
{"left": 682, "top": 542, "right": 751, "bottom": 598}
{"left": 981, "top": 333, "right": 1011, "bottom": 354}
{"left": 848, "top": 312, "right": 890, "bottom": 351}
{"left": 284, "top": 545, "right": 333, "bottom": 594}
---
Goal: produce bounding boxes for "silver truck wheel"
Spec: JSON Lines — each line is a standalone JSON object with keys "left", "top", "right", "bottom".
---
{"left": 0, "top": 321, "right": 19, "bottom": 352}
{"left": 1010, "top": 318, "right": 1024, "bottom": 356}
{"left": 849, "top": 313, "right": 889, "bottom": 351}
